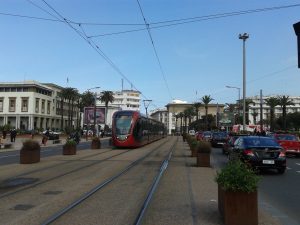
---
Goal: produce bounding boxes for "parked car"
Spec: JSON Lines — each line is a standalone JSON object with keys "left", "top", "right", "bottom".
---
{"left": 188, "top": 130, "right": 196, "bottom": 136}
{"left": 222, "top": 134, "right": 248, "bottom": 154}
{"left": 231, "top": 136, "right": 286, "bottom": 174}
{"left": 273, "top": 133, "right": 300, "bottom": 157}
{"left": 202, "top": 131, "right": 212, "bottom": 141}
{"left": 196, "top": 131, "right": 204, "bottom": 141}
{"left": 42, "top": 130, "right": 60, "bottom": 140}
{"left": 210, "top": 132, "right": 228, "bottom": 147}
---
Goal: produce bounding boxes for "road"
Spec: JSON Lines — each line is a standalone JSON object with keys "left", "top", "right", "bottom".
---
{"left": 0, "top": 139, "right": 110, "bottom": 166}
{"left": 211, "top": 146, "right": 300, "bottom": 225}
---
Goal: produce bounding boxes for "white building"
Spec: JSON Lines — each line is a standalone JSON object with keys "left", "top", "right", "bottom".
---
{"left": 248, "top": 95, "right": 300, "bottom": 125}
{"left": 0, "top": 81, "right": 79, "bottom": 131}
{"left": 95, "top": 89, "right": 141, "bottom": 128}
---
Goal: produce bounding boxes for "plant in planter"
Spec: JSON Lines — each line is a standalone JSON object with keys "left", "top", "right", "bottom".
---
{"left": 91, "top": 136, "right": 101, "bottom": 149}
{"left": 20, "top": 140, "right": 41, "bottom": 164}
{"left": 63, "top": 139, "right": 77, "bottom": 155}
{"left": 196, "top": 141, "right": 211, "bottom": 167}
{"left": 190, "top": 139, "right": 198, "bottom": 157}
{"left": 215, "top": 160, "right": 260, "bottom": 225}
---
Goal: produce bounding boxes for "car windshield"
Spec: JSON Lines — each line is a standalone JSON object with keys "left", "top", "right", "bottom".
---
{"left": 276, "top": 135, "right": 298, "bottom": 141}
{"left": 115, "top": 115, "right": 132, "bottom": 135}
{"left": 213, "top": 132, "right": 227, "bottom": 138}
{"left": 244, "top": 138, "right": 279, "bottom": 147}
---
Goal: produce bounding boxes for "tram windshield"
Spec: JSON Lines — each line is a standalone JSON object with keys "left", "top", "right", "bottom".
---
{"left": 115, "top": 115, "right": 132, "bottom": 135}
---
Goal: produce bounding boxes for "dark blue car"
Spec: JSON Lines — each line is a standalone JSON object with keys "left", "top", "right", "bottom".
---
{"left": 232, "top": 136, "right": 286, "bottom": 174}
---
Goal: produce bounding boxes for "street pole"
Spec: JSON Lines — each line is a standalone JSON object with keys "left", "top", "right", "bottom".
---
{"left": 239, "top": 33, "right": 249, "bottom": 131}
{"left": 260, "top": 89, "right": 263, "bottom": 132}
{"left": 143, "top": 100, "right": 152, "bottom": 118}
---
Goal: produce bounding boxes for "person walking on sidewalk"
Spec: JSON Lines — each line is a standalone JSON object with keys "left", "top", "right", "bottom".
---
{"left": 10, "top": 129, "right": 17, "bottom": 142}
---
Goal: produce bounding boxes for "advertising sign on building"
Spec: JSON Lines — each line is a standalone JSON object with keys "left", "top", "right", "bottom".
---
{"left": 219, "top": 112, "right": 234, "bottom": 126}
{"left": 84, "top": 107, "right": 105, "bottom": 124}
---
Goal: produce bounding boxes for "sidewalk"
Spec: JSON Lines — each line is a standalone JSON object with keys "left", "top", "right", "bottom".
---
{"left": 143, "top": 137, "right": 283, "bottom": 225}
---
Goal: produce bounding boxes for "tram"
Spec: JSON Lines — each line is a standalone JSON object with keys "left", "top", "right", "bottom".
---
{"left": 112, "top": 110, "right": 166, "bottom": 148}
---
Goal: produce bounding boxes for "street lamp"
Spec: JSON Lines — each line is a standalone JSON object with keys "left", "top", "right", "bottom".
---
{"left": 143, "top": 100, "right": 152, "bottom": 118}
{"left": 87, "top": 86, "right": 101, "bottom": 136}
{"left": 226, "top": 85, "right": 241, "bottom": 123}
{"left": 239, "top": 33, "right": 249, "bottom": 131}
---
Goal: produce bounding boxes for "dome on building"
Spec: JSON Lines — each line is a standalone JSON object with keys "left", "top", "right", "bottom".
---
{"left": 171, "top": 99, "right": 188, "bottom": 104}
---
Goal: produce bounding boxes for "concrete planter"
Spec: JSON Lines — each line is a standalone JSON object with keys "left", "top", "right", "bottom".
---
{"left": 20, "top": 149, "right": 40, "bottom": 164}
{"left": 196, "top": 152, "right": 210, "bottom": 167}
{"left": 20, "top": 140, "right": 41, "bottom": 164}
{"left": 218, "top": 186, "right": 258, "bottom": 225}
{"left": 91, "top": 139, "right": 101, "bottom": 149}
{"left": 63, "top": 145, "right": 76, "bottom": 155}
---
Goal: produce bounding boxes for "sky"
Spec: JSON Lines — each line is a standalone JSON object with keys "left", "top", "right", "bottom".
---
{"left": 0, "top": 0, "right": 300, "bottom": 113}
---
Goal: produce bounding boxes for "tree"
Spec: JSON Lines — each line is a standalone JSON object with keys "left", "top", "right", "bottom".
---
{"left": 277, "top": 95, "right": 294, "bottom": 131}
{"left": 201, "top": 95, "right": 214, "bottom": 130}
{"left": 251, "top": 111, "right": 258, "bottom": 125}
{"left": 58, "top": 88, "right": 70, "bottom": 130}
{"left": 265, "top": 97, "right": 279, "bottom": 132}
{"left": 184, "top": 107, "right": 196, "bottom": 131}
{"left": 178, "top": 112, "right": 184, "bottom": 134}
{"left": 100, "top": 91, "right": 114, "bottom": 130}
{"left": 193, "top": 102, "right": 202, "bottom": 121}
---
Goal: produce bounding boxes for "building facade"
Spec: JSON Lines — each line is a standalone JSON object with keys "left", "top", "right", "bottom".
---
{"left": 95, "top": 89, "right": 141, "bottom": 128}
{"left": 150, "top": 99, "right": 225, "bottom": 135}
{"left": 248, "top": 95, "right": 300, "bottom": 125}
{"left": 0, "top": 81, "right": 79, "bottom": 131}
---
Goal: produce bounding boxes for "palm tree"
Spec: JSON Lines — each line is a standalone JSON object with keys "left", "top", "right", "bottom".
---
{"left": 265, "top": 97, "right": 279, "bottom": 132}
{"left": 201, "top": 95, "right": 214, "bottom": 130}
{"left": 193, "top": 102, "right": 202, "bottom": 121}
{"left": 251, "top": 111, "right": 258, "bottom": 125}
{"left": 58, "top": 88, "right": 70, "bottom": 130}
{"left": 100, "top": 91, "right": 114, "bottom": 130}
{"left": 184, "top": 107, "right": 196, "bottom": 130}
{"left": 178, "top": 112, "right": 184, "bottom": 134}
{"left": 174, "top": 114, "right": 180, "bottom": 133}
{"left": 277, "top": 95, "right": 294, "bottom": 131}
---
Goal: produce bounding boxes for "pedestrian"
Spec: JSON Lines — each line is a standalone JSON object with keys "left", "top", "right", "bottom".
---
{"left": 10, "top": 129, "right": 16, "bottom": 142}
{"left": 31, "top": 129, "right": 35, "bottom": 139}
{"left": 2, "top": 130, "right": 7, "bottom": 139}
{"left": 100, "top": 130, "right": 104, "bottom": 138}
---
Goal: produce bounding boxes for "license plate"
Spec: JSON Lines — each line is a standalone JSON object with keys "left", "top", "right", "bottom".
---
{"left": 263, "top": 160, "right": 274, "bottom": 164}
{"left": 217, "top": 142, "right": 223, "bottom": 145}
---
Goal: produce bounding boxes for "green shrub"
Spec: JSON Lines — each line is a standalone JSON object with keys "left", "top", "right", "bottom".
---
{"left": 215, "top": 160, "right": 260, "bottom": 193}
{"left": 190, "top": 139, "right": 198, "bottom": 150}
{"left": 197, "top": 141, "right": 211, "bottom": 153}
{"left": 22, "top": 140, "right": 40, "bottom": 151}
{"left": 64, "top": 139, "right": 77, "bottom": 147}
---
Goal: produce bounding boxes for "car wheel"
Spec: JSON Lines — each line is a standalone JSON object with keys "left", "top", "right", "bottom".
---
{"left": 278, "top": 168, "right": 286, "bottom": 174}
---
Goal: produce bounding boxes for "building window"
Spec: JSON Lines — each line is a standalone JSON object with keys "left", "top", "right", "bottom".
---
{"left": 9, "top": 98, "right": 16, "bottom": 112}
{"left": 21, "top": 98, "right": 28, "bottom": 112}
{"left": 47, "top": 101, "right": 51, "bottom": 114}
{"left": 41, "top": 100, "right": 45, "bottom": 113}
{"left": 35, "top": 98, "right": 40, "bottom": 113}
{"left": 0, "top": 98, "right": 3, "bottom": 112}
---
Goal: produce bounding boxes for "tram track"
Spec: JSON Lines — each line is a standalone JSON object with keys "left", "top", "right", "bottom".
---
{"left": 41, "top": 137, "right": 177, "bottom": 225}
{"left": 0, "top": 137, "right": 170, "bottom": 225}
{"left": 0, "top": 148, "right": 129, "bottom": 199}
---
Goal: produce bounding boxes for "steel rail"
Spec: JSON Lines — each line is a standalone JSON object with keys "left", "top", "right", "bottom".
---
{"left": 41, "top": 138, "right": 171, "bottom": 225}
{"left": 133, "top": 139, "right": 176, "bottom": 225}
{"left": 0, "top": 149, "right": 130, "bottom": 199}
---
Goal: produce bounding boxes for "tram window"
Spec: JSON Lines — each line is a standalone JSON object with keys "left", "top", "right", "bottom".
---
{"left": 116, "top": 115, "right": 132, "bottom": 135}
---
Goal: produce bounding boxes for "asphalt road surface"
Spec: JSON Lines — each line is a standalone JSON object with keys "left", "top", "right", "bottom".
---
{"left": 211, "top": 146, "right": 300, "bottom": 225}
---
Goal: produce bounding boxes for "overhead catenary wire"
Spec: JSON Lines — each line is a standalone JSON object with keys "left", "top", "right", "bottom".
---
{"left": 88, "top": 3, "right": 300, "bottom": 38}
{"left": 36, "top": 0, "right": 151, "bottom": 101}
{"left": 135, "top": 0, "right": 173, "bottom": 100}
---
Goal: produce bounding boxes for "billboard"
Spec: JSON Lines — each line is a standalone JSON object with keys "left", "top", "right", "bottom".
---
{"left": 219, "top": 112, "right": 234, "bottom": 126}
{"left": 84, "top": 107, "right": 105, "bottom": 124}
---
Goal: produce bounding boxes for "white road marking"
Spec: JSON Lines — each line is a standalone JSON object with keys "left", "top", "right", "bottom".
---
{"left": 296, "top": 171, "right": 300, "bottom": 173}
{"left": 286, "top": 167, "right": 292, "bottom": 170}
{"left": 0, "top": 154, "right": 18, "bottom": 159}
{"left": 296, "top": 163, "right": 300, "bottom": 166}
